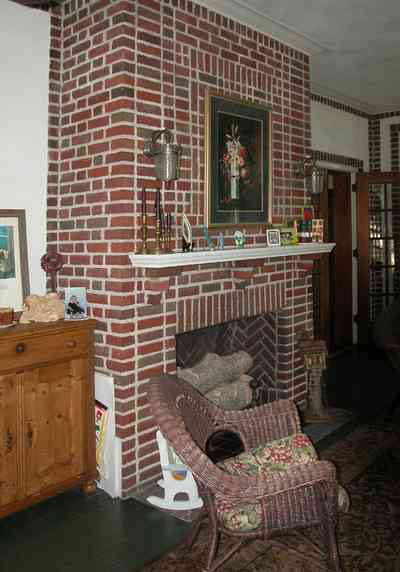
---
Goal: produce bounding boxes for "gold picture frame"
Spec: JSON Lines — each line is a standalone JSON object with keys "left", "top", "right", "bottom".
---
{"left": 205, "top": 92, "right": 272, "bottom": 227}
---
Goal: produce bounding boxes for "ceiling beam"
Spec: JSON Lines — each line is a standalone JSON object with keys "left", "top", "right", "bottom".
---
{"left": 10, "top": 0, "right": 62, "bottom": 6}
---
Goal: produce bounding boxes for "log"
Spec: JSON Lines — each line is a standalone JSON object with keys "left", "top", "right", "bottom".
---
{"left": 177, "top": 351, "right": 253, "bottom": 394}
{"left": 205, "top": 374, "right": 253, "bottom": 409}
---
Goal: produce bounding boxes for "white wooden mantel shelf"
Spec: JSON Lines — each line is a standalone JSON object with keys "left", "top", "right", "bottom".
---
{"left": 129, "top": 242, "right": 335, "bottom": 269}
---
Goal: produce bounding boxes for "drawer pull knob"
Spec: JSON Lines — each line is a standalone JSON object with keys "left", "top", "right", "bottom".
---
{"left": 66, "top": 340, "right": 77, "bottom": 349}
{"left": 16, "top": 342, "right": 26, "bottom": 354}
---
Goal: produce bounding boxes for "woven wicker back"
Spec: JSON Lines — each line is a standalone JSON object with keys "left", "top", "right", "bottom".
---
{"left": 149, "top": 374, "right": 221, "bottom": 451}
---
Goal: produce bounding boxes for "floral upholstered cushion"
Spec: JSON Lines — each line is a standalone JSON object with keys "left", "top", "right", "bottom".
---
{"left": 215, "top": 433, "right": 317, "bottom": 532}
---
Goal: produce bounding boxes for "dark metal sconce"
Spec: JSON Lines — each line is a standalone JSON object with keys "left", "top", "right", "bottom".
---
{"left": 294, "top": 154, "right": 326, "bottom": 195}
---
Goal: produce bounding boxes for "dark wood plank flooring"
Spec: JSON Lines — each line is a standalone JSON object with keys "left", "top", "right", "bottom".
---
{"left": 1, "top": 345, "right": 398, "bottom": 572}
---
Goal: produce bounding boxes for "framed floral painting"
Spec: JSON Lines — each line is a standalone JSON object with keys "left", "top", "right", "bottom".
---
{"left": 205, "top": 93, "right": 272, "bottom": 227}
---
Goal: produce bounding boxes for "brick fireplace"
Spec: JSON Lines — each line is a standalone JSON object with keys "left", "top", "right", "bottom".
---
{"left": 128, "top": 245, "right": 332, "bottom": 489}
{"left": 45, "top": 0, "right": 318, "bottom": 495}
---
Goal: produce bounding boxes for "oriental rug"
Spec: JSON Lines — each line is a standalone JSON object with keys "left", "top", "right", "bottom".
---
{"left": 140, "top": 414, "right": 400, "bottom": 572}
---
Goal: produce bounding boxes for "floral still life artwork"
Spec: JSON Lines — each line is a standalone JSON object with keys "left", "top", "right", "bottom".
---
{"left": 206, "top": 94, "right": 271, "bottom": 226}
{"left": 220, "top": 121, "right": 260, "bottom": 211}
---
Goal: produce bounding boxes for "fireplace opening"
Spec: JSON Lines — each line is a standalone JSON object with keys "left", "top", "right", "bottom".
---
{"left": 175, "top": 313, "right": 283, "bottom": 461}
{"left": 176, "top": 312, "right": 280, "bottom": 407}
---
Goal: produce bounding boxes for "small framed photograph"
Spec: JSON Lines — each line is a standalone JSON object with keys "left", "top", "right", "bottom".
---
{"left": 266, "top": 229, "right": 281, "bottom": 247}
{"left": 312, "top": 219, "right": 324, "bottom": 243}
{"left": 279, "top": 226, "right": 297, "bottom": 246}
{"left": 64, "top": 287, "right": 87, "bottom": 319}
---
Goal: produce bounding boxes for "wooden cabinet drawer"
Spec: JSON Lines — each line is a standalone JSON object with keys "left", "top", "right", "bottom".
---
{"left": 0, "top": 330, "right": 89, "bottom": 373}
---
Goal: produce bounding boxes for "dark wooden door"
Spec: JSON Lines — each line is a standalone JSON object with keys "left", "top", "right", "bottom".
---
{"left": 330, "top": 173, "right": 353, "bottom": 349}
{"left": 317, "top": 171, "right": 353, "bottom": 352}
{"left": 357, "top": 172, "right": 400, "bottom": 345}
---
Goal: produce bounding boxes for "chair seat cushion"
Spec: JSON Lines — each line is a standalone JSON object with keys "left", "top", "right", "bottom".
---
{"left": 215, "top": 433, "right": 317, "bottom": 532}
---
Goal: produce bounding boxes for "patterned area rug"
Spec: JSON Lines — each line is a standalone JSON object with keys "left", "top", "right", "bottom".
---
{"left": 140, "top": 415, "right": 400, "bottom": 572}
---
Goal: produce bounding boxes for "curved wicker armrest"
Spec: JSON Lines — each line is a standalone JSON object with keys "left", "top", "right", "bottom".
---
{"left": 199, "top": 459, "right": 337, "bottom": 500}
{"left": 168, "top": 422, "right": 337, "bottom": 498}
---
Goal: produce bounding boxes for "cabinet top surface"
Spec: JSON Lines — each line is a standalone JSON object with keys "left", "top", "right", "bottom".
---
{"left": 0, "top": 318, "right": 97, "bottom": 341}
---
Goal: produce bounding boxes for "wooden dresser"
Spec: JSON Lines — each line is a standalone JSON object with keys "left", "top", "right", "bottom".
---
{"left": 0, "top": 319, "right": 97, "bottom": 518}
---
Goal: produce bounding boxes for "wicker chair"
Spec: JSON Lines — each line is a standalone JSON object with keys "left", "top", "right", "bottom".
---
{"left": 148, "top": 373, "right": 342, "bottom": 572}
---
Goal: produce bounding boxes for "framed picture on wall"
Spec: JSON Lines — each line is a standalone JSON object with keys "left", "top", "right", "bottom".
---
{"left": 205, "top": 92, "right": 272, "bottom": 227}
{"left": 0, "top": 210, "right": 30, "bottom": 311}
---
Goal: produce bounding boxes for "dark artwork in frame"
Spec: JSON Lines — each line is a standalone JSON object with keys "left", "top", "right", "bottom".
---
{"left": 205, "top": 93, "right": 272, "bottom": 227}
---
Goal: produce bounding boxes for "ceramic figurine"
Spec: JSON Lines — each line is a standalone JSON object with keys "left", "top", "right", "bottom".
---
{"left": 182, "top": 214, "right": 193, "bottom": 252}
{"left": 217, "top": 232, "right": 224, "bottom": 250}
{"left": 234, "top": 230, "right": 245, "bottom": 248}
{"left": 203, "top": 226, "right": 215, "bottom": 250}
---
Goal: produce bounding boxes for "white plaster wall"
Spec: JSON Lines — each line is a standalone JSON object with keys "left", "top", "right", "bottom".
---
{"left": 311, "top": 100, "right": 370, "bottom": 344}
{"left": 311, "top": 101, "right": 369, "bottom": 169}
{"left": 0, "top": 1, "right": 50, "bottom": 307}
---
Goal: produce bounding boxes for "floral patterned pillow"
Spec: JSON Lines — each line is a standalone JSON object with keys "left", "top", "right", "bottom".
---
{"left": 215, "top": 433, "right": 317, "bottom": 532}
{"left": 220, "top": 433, "right": 317, "bottom": 478}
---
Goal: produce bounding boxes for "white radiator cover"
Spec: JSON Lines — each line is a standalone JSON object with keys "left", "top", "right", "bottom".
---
{"left": 94, "top": 372, "right": 122, "bottom": 498}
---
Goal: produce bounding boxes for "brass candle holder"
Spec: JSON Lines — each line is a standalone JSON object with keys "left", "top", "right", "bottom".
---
{"left": 136, "top": 188, "right": 150, "bottom": 254}
{"left": 165, "top": 213, "right": 173, "bottom": 253}
{"left": 155, "top": 215, "right": 164, "bottom": 254}
{"left": 136, "top": 213, "right": 150, "bottom": 254}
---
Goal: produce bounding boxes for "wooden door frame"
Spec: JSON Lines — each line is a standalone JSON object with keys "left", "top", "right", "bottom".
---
{"left": 357, "top": 172, "right": 400, "bottom": 345}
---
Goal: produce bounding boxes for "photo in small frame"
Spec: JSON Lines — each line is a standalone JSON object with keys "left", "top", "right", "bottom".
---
{"left": 279, "top": 226, "right": 297, "bottom": 246}
{"left": 312, "top": 219, "right": 324, "bottom": 243}
{"left": 266, "top": 229, "right": 281, "bottom": 247}
{"left": 64, "top": 287, "right": 87, "bottom": 319}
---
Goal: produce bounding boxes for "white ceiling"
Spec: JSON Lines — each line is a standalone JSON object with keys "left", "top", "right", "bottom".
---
{"left": 197, "top": 0, "right": 400, "bottom": 114}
